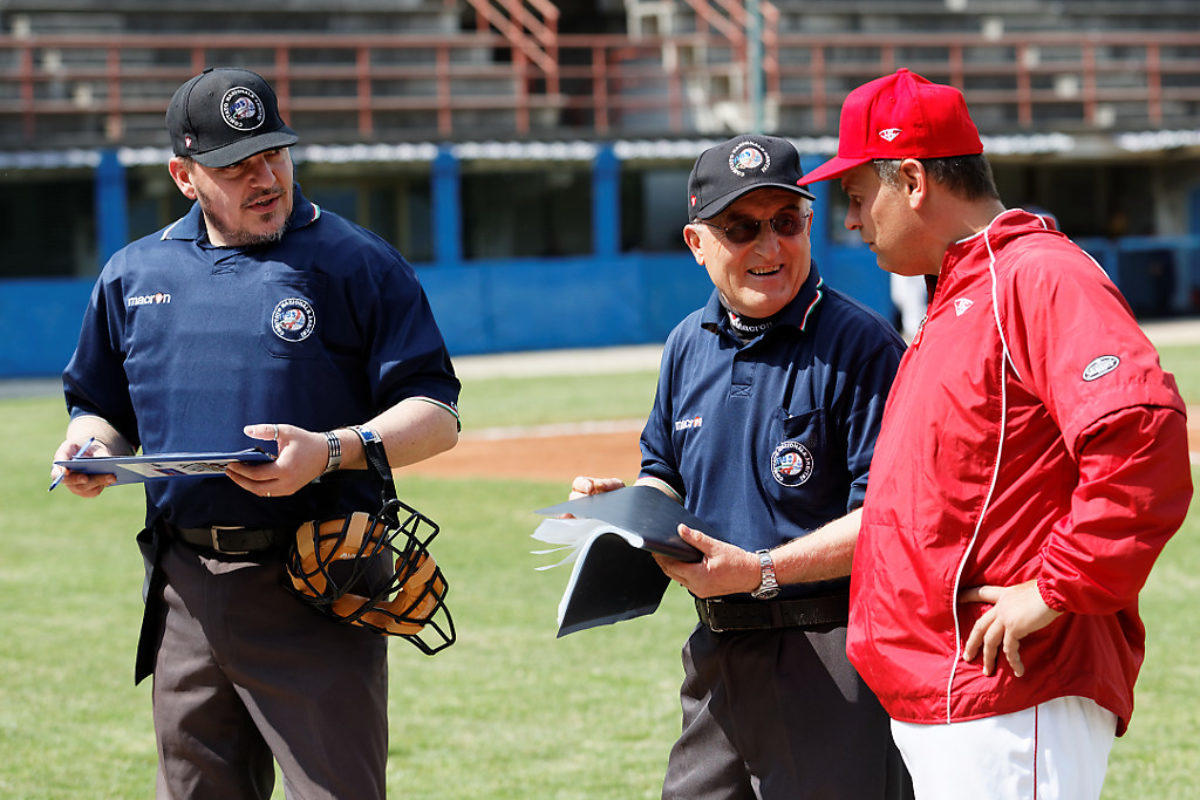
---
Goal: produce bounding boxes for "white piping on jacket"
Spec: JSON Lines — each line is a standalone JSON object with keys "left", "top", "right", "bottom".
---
{"left": 943, "top": 209, "right": 1021, "bottom": 722}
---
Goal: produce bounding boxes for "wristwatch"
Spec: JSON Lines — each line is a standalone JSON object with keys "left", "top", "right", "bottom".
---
{"left": 349, "top": 425, "right": 382, "bottom": 447}
{"left": 750, "top": 549, "right": 780, "bottom": 600}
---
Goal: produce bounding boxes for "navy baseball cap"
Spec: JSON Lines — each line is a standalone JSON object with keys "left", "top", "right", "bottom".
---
{"left": 687, "top": 135, "right": 815, "bottom": 220}
{"left": 166, "top": 67, "right": 298, "bottom": 168}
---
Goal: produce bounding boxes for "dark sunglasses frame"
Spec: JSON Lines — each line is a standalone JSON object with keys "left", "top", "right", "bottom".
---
{"left": 697, "top": 210, "right": 812, "bottom": 245}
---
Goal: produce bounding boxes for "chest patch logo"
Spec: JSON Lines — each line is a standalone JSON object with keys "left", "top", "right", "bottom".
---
{"left": 271, "top": 297, "right": 316, "bottom": 343}
{"left": 771, "top": 440, "right": 814, "bottom": 487}
{"left": 674, "top": 415, "right": 703, "bottom": 431}
{"left": 1082, "top": 355, "right": 1120, "bottom": 382}
{"left": 954, "top": 298, "right": 974, "bottom": 316}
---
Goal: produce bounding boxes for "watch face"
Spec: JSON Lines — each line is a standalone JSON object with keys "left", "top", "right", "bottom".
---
{"left": 753, "top": 549, "right": 778, "bottom": 599}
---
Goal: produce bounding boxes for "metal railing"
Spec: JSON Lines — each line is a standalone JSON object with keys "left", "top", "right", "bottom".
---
{"left": 462, "top": 0, "right": 560, "bottom": 93}
{"left": 1, "top": 29, "right": 1198, "bottom": 147}
{"left": 775, "top": 31, "right": 1200, "bottom": 132}
{"left": 0, "top": 32, "right": 573, "bottom": 144}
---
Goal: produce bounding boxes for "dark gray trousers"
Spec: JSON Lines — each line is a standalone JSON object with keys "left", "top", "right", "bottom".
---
{"left": 150, "top": 542, "right": 389, "bottom": 800}
{"left": 662, "top": 623, "right": 912, "bottom": 800}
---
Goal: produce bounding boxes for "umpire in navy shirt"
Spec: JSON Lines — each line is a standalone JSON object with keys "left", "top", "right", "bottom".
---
{"left": 571, "top": 135, "right": 913, "bottom": 799}
{"left": 51, "top": 68, "right": 460, "bottom": 799}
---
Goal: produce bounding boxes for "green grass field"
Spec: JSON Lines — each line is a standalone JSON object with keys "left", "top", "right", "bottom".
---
{"left": 1, "top": 344, "right": 1196, "bottom": 799}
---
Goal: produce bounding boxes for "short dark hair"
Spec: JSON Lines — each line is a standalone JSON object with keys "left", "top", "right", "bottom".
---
{"left": 872, "top": 155, "right": 1000, "bottom": 201}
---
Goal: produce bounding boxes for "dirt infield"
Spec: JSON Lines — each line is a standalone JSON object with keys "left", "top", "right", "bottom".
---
{"left": 400, "top": 406, "right": 1200, "bottom": 484}
{"left": 1191, "top": 409, "right": 1200, "bottom": 463}
{"left": 402, "top": 405, "right": 1200, "bottom": 483}
{"left": 400, "top": 427, "right": 644, "bottom": 484}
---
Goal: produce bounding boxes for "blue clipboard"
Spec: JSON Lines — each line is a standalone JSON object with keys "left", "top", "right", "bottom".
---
{"left": 54, "top": 448, "right": 275, "bottom": 486}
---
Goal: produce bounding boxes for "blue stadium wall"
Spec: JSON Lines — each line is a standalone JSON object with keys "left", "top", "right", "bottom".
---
{"left": 0, "top": 152, "right": 891, "bottom": 378}
{"left": 4, "top": 146, "right": 1195, "bottom": 379}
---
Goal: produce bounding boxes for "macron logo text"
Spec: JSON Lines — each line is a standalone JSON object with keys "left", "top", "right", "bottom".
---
{"left": 126, "top": 292, "right": 172, "bottom": 307}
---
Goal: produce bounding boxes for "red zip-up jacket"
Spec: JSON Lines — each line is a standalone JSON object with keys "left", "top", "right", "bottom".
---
{"left": 848, "top": 209, "right": 1193, "bottom": 735}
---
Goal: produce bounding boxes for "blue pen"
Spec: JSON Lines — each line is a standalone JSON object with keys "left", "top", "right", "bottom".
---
{"left": 48, "top": 436, "right": 97, "bottom": 492}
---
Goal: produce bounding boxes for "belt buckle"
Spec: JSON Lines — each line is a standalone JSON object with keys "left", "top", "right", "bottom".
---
{"left": 210, "top": 525, "right": 250, "bottom": 556}
{"left": 699, "top": 597, "right": 728, "bottom": 634}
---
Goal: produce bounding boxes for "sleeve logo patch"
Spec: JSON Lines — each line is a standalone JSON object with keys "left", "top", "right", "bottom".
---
{"left": 1082, "top": 355, "right": 1120, "bottom": 381}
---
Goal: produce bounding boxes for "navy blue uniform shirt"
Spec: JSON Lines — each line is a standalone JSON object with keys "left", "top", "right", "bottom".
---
{"left": 640, "top": 264, "right": 905, "bottom": 597}
{"left": 63, "top": 186, "right": 459, "bottom": 530}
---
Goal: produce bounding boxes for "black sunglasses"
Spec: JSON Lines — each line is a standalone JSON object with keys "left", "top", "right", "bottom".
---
{"left": 698, "top": 211, "right": 811, "bottom": 245}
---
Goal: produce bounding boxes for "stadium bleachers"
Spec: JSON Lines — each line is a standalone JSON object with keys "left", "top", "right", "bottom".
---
{"left": 2, "top": 0, "right": 1200, "bottom": 144}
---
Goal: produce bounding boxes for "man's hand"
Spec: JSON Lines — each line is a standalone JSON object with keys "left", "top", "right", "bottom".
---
{"left": 225, "top": 423, "right": 328, "bottom": 498}
{"left": 50, "top": 438, "right": 115, "bottom": 497}
{"left": 960, "top": 580, "right": 1063, "bottom": 677}
{"left": 653, "top": 524, "right": 759, "bottom": 599}
{"left": 568, "top": 476, "right": 626, "bottom": 500}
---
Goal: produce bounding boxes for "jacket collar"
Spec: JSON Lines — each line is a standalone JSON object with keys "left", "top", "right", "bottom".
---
{"left": 161, "top": 183, "right": 320, "bottom": 242}
{"left": 944, "top": 208, "right": 1060, "bottom": 265}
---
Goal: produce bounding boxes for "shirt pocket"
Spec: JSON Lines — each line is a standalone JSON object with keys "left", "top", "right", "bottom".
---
{"left": 260, "top": 274, "right": 328, "bottom": 360}
{"left": 764, "top": 406, "right": 839, "bottom": 512}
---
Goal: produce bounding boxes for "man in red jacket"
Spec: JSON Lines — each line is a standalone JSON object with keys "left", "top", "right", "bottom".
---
{"left": 799, "top": 68, "right": 1194, "bottom": 799}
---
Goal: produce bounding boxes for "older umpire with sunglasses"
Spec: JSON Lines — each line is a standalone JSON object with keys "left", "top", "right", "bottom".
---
{"left": 570, "top": 135, "right": 912, "bottom": 799}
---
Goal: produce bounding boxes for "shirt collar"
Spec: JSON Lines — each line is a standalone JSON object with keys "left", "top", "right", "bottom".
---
{"left": 161, "top": 183, "right": 319, "bottom": 242}
{"left": 701, "top": 261, "right": 825, "bottom": 338}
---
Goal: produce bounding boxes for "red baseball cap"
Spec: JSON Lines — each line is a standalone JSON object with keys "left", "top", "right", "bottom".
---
{"left": 799, "top": 68, "right": 983, "bottom": 185}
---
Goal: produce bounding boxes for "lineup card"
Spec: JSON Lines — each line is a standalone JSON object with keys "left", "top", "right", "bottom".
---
{"left": 55, "top": 449, "right": 274, "bottom": 485}
{"left": 116, "top": 458, "right": 254, "bottom": 478}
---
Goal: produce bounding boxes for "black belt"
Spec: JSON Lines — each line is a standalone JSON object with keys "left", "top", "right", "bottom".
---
{"left": 173, "top": 525, "right": 288, "bottom": 555}
{"left": 695, "top": 592, "right": 849, "bottom": 633}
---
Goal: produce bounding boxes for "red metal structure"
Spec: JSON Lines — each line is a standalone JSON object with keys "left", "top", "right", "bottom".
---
{"left": 1, "top": 27, "right": 1198, "bottom": 147}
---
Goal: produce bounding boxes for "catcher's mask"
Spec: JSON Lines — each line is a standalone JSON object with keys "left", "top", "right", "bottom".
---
{"left": 285, "top": 434, "right": 455, "bottom": 655}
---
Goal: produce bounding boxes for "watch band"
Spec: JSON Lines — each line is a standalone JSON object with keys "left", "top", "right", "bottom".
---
{"left": 322, "top": 430, "right": 343, "bottom": 474}
{"left": 750, "top": 548, "right": 780, "bottom": 599}
{"left": 349, "top": 425, "right": 382, "bottom": 447}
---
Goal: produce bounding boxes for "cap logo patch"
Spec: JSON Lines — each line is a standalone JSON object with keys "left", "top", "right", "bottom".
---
{"left": 1082, "top": 355, "right": 1120, "bottom": 382}
{"left": 728, "top": 142, "right": 770, "bottom": 177}
{"left": 771, "top": 440, "right": 814, "bottom": 487}
{"left": 878, "top": 128, "right": 903, "bottom": 142}
{"left": 271, "top": 297, "right": 316, "bottom": 343}
{"left": 183, "top": 134, "right": 194, "bottom": 148}
{"left": 221, "top": 86, "right": 266, "bottom": 132}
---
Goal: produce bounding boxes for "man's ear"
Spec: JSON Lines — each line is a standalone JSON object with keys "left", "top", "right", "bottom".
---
{"left": 898, "top": 158, "right": 928, "bottom": 210}
{"left": 683, "top": 223, "right": 706, "bottom": 265}
{"left": 168, "top": 157, "right": 198, "bottom": 200}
